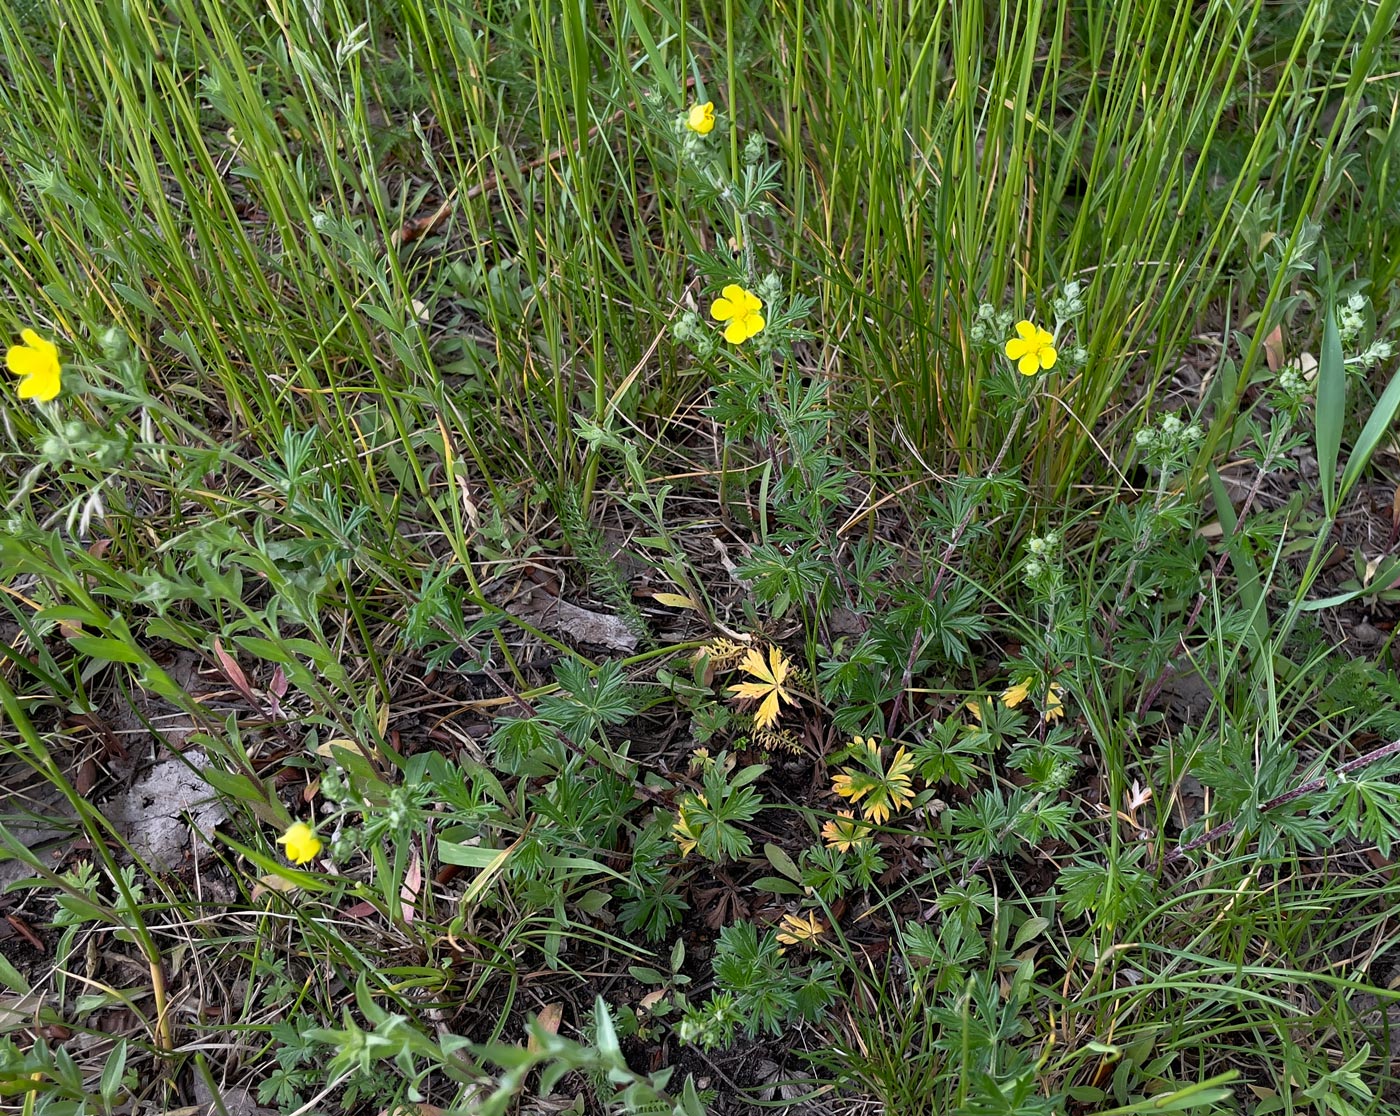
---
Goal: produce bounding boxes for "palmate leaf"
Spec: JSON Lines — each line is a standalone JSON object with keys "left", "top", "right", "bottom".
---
{"left": 727, "top": 645, "right": 798, "bottom": 729}
{"left": 831, "top": 739, "right": 915, "bottom": 824}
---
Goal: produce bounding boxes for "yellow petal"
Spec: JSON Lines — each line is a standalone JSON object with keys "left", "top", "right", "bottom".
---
{"left": 7, "top": 346, "right": 42, "bottom": 378}
{"left": 1040, "top": 345, "right": 1057, "bottom": 370}
{"left": 724, "top": 318, "right": 750, "bottom": 344}
{"left": 21, "top": 330, "right": 57, "bottom": 361}
{"left": 711, "top": 297, "right": 737, "bottom": 322}
{"left": 16, "top": 365, "right": 60, "bottom": 402}
{"left": 744, "top": 313, "right": 766, "bottom": 338}
{"left": 1035, "top": 327, "right": 1055, "bottom": 347}
{"left": 1014, "top": 320, "right": 1037, "bottom": 339}
{"left": 277, "top": 822, "right": 322, "bottom": 865}
{"left": 1005, "top": 337, "right": 1033, "bottom": 361}
{"left": 686, "top": 102, "right": 715, "bottom": 134}
{"left": 721, "top": 284, "right": 747, "bottom": 303}
{"left": 1018, "top": 351, "right": 1041, "bottom": 375}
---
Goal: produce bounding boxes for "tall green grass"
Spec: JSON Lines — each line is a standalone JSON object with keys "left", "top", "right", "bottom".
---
{"left": 4, "top": 1, "right": 1400, "bottom": 1111}
{"left": 4, "top": 0, "right": 1396, "bottom": 507}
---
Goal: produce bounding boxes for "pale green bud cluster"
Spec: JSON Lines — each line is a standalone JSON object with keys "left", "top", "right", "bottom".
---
{"left": 1338, "top": 293, "right": 1368, "bottom": 346}
{"left": 756, "top": 272, "right": 782, "bottom": 307}
{"left": 1052, "top": 280, "right": 1086, "bottom": 320}
{"left": 40, "top": 419, "right": 130, "bottom": 469}
{"left": 1058, "top": 343, "right": 1090, "bottom": 370}
{"left": 969, "top": 302, "right": 1014, "bottom": 346}
{"left": 1024, "top": 531, "right": 1059, "bottom": 582}
{"left": 672, "top": 309, "right": 719, "bottom": 359}
{"left": 1135, "top": 413, "right": 1203, "bottom": 457}
{"left": 1277, "top": 365, "right": 1309, "bottom": 402}
{"left": 1359, "top": 338, "right": 1394, "bottom": 369}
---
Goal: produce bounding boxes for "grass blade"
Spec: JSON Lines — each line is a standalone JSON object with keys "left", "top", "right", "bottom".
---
{"left": 1314, "top": 291, "right": 1345, "bottom": 517}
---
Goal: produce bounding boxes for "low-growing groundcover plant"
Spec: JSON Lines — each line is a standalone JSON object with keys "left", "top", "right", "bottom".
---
{"left": 5, "top": 2, "right": 1400, "bottom": 1115}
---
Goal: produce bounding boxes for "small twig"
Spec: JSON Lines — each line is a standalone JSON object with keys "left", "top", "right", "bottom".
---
{"left": 885, "top": 627, "right": 928, "bottom": 739}
{"left": 1161, "top": 734, "right": 1400, "bottom": 866}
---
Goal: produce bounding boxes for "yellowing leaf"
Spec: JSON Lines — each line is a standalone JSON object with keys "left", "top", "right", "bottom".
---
{"left": 639, "top": 988, "right": 667, "bottom": 1012}
{"left": 528, "top": 1003, "right": 564, "bottom": 1052}
{"left": 831, "top": 740, "right": 915, "bottom": 825}
{"left": 1263, "top": 322, "right": 1286, "bottom": 372}
{"left": 1000, "top": 678, "right": 1031, "bottom": 708}
{"left": 775, "top": 910, "right": 825, "bottom": 948}
{"left": 653, "top": 592, "right": 699, "bottom": 610}
{"left": 727, "top": 645, "right": 797, "bottom": 730}
{"left": 251, "top": 873, "right": 302, "bottom": 901}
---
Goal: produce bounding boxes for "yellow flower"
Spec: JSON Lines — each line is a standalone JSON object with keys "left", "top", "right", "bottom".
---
{"left": 1004, "top": 320, "right": 1057, "bottom": 375}
{"left": 1044, "top": 682, "right": 1065, "bottom": 722}
{"left": 821, "top": 810, "right": 871, "bottom": 853}
{"left": 775, "top": 910, "right": 825, "bottom": 948}
{"left": 685, "top": 101, "right": 716, "bottom": 135}
{"left": 1000, "top": 677, "right": 1032, "bottom": 708}
{"left": 5, "top": 329, "right": 62, "bottom": 403}
{"left": 727, "top": 645, "right": 796, "bottom": 730}
{"left": 710, "top": 284, "right": 766, "bottom": 345}
{"left": 277, "top": 821, "right": 322, "bottom": 865}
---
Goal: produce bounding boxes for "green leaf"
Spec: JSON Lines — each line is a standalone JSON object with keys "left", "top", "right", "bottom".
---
{"left": 593, "top": 997, "right": 621, "bottom": 1060}
{"left": 200, "top": 767, "right": 282, "bottom": 826}
{"left": 99, "top": 1039, "right": 128, "bottom": 1105}
{"left": 750, "top": 876, "right": 804, "bottom": 896}
{"left": 620, "top": 0, "right": 681, "bottom": 103}
{"left": 1315, "top": 294, "right": 1345, "bottom": 518}
{"left": 1086, "top": 1070, "right": 1238, "bottom": 1114}
{"left": 681, "top": 1075, "right": 707, "bottom": 1116}
{"left": 764, "top": 842, "right": 802, "bottom": 882}
{"left": 436, "top": 842, "right": 512, "bottom": 868}
{"left": 1011, "top": 915, "right": 1050, "bottom": 951}
{"left": 65, "top": 635, "right": 145, "bottom": 664}
{"left": 0, "top": 952, "right": 30, "bottom": 995}
{"left": 1339, "top": 362, "right": 1400, "bottom": 504}
{"left": 55, "top": 893, "right": 112, "bottom": 925}
{"left": 730, "top": 763, "right": 769, "bottom": 789}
